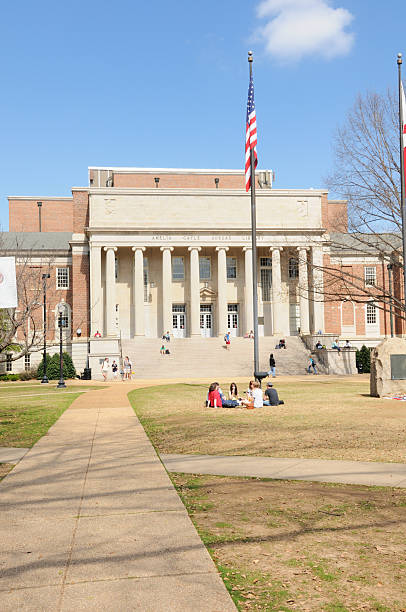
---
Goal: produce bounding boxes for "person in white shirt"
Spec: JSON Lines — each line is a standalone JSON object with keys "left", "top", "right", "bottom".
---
{"left": 252, "top": 381, "right": 264, "bottom": 408}
{"left": 101, "top": 357, "right": 109, "bottom": 382}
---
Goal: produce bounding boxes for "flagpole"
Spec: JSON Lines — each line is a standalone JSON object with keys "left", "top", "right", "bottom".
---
{"left": 397, "top": 53, "right": 406, "bottom": 310}
{"left": 248, "top": 51, "right": 259, "bottom": 375}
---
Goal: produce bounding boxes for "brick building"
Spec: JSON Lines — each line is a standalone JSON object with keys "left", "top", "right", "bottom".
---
{"left": 2, "top": 166, "right": 403, "bottom": 376}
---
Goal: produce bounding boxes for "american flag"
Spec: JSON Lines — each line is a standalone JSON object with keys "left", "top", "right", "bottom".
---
{"left": 245, "top": 73, "right": 258, "bottom": 192}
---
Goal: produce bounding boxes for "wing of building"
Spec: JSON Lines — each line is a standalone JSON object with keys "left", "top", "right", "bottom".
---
{"left": 2, "top": 167, "right": 403, "bottom": 378}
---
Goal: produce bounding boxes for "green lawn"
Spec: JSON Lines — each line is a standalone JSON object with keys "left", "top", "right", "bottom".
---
{"left": 0, "top": 383, "right": 98, "bottom": 448}
{"left": 129, "top": 379, "right": 406, "bottom": 463}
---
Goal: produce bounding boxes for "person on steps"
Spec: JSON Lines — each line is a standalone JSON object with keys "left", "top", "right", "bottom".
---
{"left": 268, "top": 353, "right": 276, "bottom": 377}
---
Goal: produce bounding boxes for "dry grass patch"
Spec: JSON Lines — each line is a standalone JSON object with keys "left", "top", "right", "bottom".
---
{"left": 129, "top": 379, "right": 406, "bottom": 463}
{"left": 172, "top": 473, "right": 406, "bottom": 611}
{"left": 0, "top": 463, "right": 14, "bottom": 481}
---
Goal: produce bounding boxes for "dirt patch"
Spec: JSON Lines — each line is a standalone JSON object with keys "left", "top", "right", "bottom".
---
{"left": 172, "top": 473, "right": 406, "bottom": 611}
{"left": 0, "top": 463, "right": 14, "bottom": 480}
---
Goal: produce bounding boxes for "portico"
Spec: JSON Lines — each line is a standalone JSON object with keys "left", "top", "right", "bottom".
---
{"left": 88, "top": 236, "right": 325, "bottom": 339}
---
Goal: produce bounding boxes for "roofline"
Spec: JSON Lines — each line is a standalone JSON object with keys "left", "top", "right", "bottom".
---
{"left": 8, "top": 196, "right": 73, "bottom": 201}
{"left": 88, "top": 166, "right": 273, "bottom": 175}
{"left": 85, "top": 187, "right": 328, "bottom": 197}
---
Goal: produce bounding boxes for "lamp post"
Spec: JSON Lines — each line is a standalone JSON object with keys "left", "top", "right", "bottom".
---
{"left": 57, "top": 304, "right": 66, "bottom": 389}
{"left": 41, "top": 273, "right": 51, "bottom": 384}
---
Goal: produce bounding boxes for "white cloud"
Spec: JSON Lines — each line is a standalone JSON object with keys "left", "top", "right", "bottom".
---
{"left": 255, "top": 0, "right": 354, "bottom": 62}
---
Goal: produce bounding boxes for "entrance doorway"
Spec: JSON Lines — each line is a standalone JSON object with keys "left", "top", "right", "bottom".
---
{"left": 200, "top": 304, "right": 213, "bottom": 337}
{"left": 172, "top": 304, "right": 186, "bottom": 338}
{"left": 227, "top": 304, "right": 239, "bottom": 337}
{"left": 289, "top": 303, "right": 300, "bottom": 336}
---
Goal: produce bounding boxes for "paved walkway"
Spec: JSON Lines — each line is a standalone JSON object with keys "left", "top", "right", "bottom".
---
{"left": 0, "top": 384, "right": 235, "bottom": 612}
{"left": 161, "top": 454, "right": 406, "bottom": 488}
{"left": 0, "top": 447, "right": 28, "bottom": 464}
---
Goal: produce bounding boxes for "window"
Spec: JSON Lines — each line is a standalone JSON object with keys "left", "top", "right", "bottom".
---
{"left": 226, "top": 257, "right": 237, "bottom": 279}
{"left": 172, "top": 256, "right": 185, "bottom": 280}
{"left": 289, "top": 257, "right": 299, "bottom": 279}
{"left": 365, "top": 267, "right": 376, "bottom": 286}
{"left": 115, "top": 257, "right": 119, "bottom": 280}
{"left": 24, "top": 354, "right": 31, "bottom": 371}
{"left": 199, "top": 256, "right": 211, "bottom": 280}
{"left": 143, "top": 257, "right": 149, "bottom": 302}
{"left": 56, "top": 267, "right": 69, "bottom": 289}
{"left": 260, "top": 257, "right": 272, "bottom": 302}
{"left": 172, "top": 304, "right": 186, "bottom": 313}
{"left": 6, "top": 354, "right": 12, "bottom": 372}
{"left": 366, "top": 303, "right": 377, "bottom": 324}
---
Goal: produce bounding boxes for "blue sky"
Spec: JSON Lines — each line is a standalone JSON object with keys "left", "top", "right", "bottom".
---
{"left": 1, "top": 0, "right": 405, "bottom": 229}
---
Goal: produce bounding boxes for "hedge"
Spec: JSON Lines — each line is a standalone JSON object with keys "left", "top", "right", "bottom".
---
{"left": 37, "top": 352, "right": 76, "bottom": 380}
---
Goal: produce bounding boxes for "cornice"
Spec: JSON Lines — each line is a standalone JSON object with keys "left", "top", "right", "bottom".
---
{"left": 87, "top": 187, "right": 327, "bottom": 197}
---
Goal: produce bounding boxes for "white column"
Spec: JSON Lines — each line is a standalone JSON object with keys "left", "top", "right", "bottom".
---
{"left": 298, "top": 247, "right": 310, "bottom": 335}
{"left": 271, "top": 247, "right": 283, "bottom": 335}
{"left": 90, "top": 245, "right": 102, "bottom": 336}
{"left": 243, "top": 247, "right": 254, "bottom": 334}
{"left": 132, "top": 247, "right": 146, "bottom": 336}
{"left": 216, "top": 246, "right": 229, "bottom": 336}
{"left": 188, "top": 246, "right": 201, "bottom": 336}
{"left": 311, "top": 246, "right": 324, "bottom": 333}
{"left": 104, "top": 246, "right": 117, "bottom": 337}
{"left": 160, "top": 246, "right": 174, "bottom": 335}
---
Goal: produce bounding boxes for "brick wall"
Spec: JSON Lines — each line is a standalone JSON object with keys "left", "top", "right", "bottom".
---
{"left": 15, "top": 261, "right": 73, "bottom": 344}
{"left": 321, "top": 194, "right": 348, "bottom": 232}
{"left": 72, "top": 252, "right": 90, "bottom": 337}
{"left": 72, "top": 190, "right": 89, "bottom": 233}
{"left": 111, "top": 172, "right": 261, "bottom": 190}
{"left": 9, "top": 199, "right": 73, "bottom": 232}
{"left": 322, "top": 254, "right": 401, "bottom": 337}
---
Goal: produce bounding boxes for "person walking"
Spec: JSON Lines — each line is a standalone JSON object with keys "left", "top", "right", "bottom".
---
{"left": 307, "top": 355, "right": 318, "bottom": 375}
{"left": 111, "top": 360, "right": 118, "bottom": 380}
{"left": 101, "top": 357, "right": 110, "bottom": 381}
{"left": 268, "top": 353, "right": 276, "bottom": 377}
{"left": 123, "top": 356, "right": 132, "bottom": 380}
{"left": 224, "top": 331, "right": 231, "bottom": 350}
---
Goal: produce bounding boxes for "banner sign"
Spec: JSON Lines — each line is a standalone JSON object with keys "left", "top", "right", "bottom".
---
{"left": 0, "top": 257, "right": 18, "bottom": 308}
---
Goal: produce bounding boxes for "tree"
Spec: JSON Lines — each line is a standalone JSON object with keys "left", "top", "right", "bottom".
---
{"left": 308, "top": 89, "right": 406, "bottom": 322}
{"left": 356, "top": 345, "right": 371, "bottom": 374}
{"left": 0, "top": 235, "right": 53, "bottom": 365}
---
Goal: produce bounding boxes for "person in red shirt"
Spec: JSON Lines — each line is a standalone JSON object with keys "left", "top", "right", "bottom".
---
{"left": 208, "top": 382, "right": 222, "bottom": 408}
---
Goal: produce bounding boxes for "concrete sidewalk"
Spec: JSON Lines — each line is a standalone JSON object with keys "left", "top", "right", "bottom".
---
{"left": 0, "top": 385, "right": 235, "bottom": 612}
{"left": 0, "top": 447, "right": 28, "bottom": 464}
{"left": 161, "top": 454, "right": 406, "bottom": 488}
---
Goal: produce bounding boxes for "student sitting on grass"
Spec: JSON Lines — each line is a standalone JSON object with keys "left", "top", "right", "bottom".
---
{"left": 263, "top": 382, "right": 284, "bottom": 406}
{"left": 207, "top": 383, "right": 238, "bottom": 408}
{"left": 241, "top": 381, "right": 263, "bottom": 408}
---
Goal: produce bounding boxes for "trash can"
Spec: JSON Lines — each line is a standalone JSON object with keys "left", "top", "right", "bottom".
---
{"left": 82, "top": 367, "right": 91, "bottom": 380}
{"left": 254, "top": 371, "right": 269, "bottom": 387}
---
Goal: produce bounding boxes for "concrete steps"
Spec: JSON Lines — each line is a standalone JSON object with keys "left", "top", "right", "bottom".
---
{"left": 121, "top": 336, "right": 313, "bottom": 378}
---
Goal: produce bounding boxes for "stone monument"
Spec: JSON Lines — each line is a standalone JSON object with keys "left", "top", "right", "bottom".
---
{"left": 370, "top": 337, "right": 406, "bottom": 397}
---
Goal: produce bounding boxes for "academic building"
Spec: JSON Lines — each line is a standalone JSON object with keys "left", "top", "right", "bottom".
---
{"left": 2, "top": 167, "right": 403, "bottom": 378}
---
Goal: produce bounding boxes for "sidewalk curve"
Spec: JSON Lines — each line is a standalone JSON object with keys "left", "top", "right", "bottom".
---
{"left": 0, "top": 383, "right": 235, "bottom": 612}
{"left": 161, "top": 454, "right": 406, "bottom": 488}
